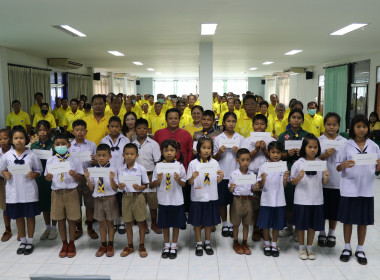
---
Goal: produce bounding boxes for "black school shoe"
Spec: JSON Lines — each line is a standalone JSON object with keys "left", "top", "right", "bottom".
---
{"left": 326, "top": 236, "right": 336, "bottom": 248}
{"left": 318, "top": 235, "right": 327, "bottom": 247}
{"left": 203, "top": 242, "right": 214, "bottom": 255}
{"left": 162, "top": 248, "right": 170, "bottom": 259}
{"left": 355, "top": 251, "right": 368, "bottom": 265}
{"left": 229, "top": 227, "right": 234, "bottom": 238}
{"left": 16, "top": 243, "right": 26, "bottom": 255}
{"left": 24, "top": 244, "right": 34, "bottom": 255}
{"left": 221, "top": 226, "right": 229, "bottom": 237}
{"left": 169, "top": 248, "right": 177, "bottom": 259}
{"left": 339, "top": 249, "right": 352, "bottom": 262}
{"left": 195, "top": 244, "right": 203, "bottom": 256}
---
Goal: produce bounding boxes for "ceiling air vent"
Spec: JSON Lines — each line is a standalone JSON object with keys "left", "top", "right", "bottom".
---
{"left": 48, "top": 58, "right": 83, "bottom": 70}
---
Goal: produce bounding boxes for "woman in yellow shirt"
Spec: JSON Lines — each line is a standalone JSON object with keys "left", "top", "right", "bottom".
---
{"left": 369, "top": 112, "right": 380, "bottom": 131}
{"left": 184, "top": 105, "right": 203, "bottom": 137}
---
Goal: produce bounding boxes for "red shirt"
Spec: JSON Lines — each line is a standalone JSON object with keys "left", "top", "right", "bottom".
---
{"left": 154, "top": 128, "right": 193, "bottom": 171}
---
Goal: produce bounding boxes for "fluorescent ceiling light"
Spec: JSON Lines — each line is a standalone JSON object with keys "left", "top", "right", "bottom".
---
{"left": 156, "top": 72, "right": 162, "bottom": 75}
{"left": 133, "top": 62, "right": 143, "bottom": 65}
{"left": 285, "top": 50, "right": 303, "bottom": 55}
{"left": 59, "top": 25, "right": 87, "bottom": 37}
{"left": 201, "top": 23, "right": 218, "bottom": 35}
{"left": 249, "top": 67, "right": 258, "bottom": 71}
{"left": 262, "top": 61, "right": 274, "bottom": 65}
{"left": 107, "top": 51, "right": 124, "bottom": 56}
{"left": 147, "top": 68, "right": 155, "bottom": 71}
{"left": 330, "top": 23, "right": 368, "bottom": 35}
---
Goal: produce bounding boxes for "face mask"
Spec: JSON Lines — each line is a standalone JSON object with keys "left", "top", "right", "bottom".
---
{"left": 132, "top": 100, "right": 136, "bottom": 105}
{"left": 41, "top": 109, "right": 48, "bottom": 115}
{"left": 158, "top": 99, "right": 164, "bottom": 104}
{"left": 308, "top": 109, "right": 316, "bottom": 116}
{"left": 55, "top": 145, "right": 67, "bottom": 155}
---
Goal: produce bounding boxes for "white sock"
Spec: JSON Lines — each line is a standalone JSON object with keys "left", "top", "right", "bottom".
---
{"left": 205, "top": 240, "right": 211, "bottom": 245}
{"left": 328, "top": 229, "right": 335, "bottom": 236}
{"left": 343, "top": 243, "right": 352, "bottom": 255}
{"left": 319, "top": 230, "right": 326, "bottom": 236}
{"left": 299, "top": 244, "right": 305, "bottom": 250}
{"left": 306, "top": 245, "right": 312, "bottom": 251}
{"left": 27, "top": 237, "right": 34, "bottom": 244}
{"left": 229, "top": 226, "right": 233, "bottom": 231}
{"left": 222, "top": 221, "right": 227, "bottom": 227}
{"left": 20, "top": 237, "right": 26, "bottom": 243}
{"left": 171, "top": 242, "right": 177, "bottom": 249}
{"left": 264, "top": 240, "right": 270, "bottom": 246}
{"left": 196, "top": 241, "right": 202, "bottom": 246}
{"left": 164, "top": 242, "right": 170, "bottom": 248}
{"left": 356, "top": 245, "right": 364, "bottom": 257}
{"left": 271, "top": 242, "right": 277, "bottom": 248}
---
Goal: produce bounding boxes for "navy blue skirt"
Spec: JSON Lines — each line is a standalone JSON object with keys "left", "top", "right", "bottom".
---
{"left": 5, "top": 202, "right": 40, "bottom": 219}
{"left": 158, "top": 204, "right": 187, "bottom": 229}
{"left": 323, "top": 188, "right": 340, "bottom": 221}
{"left": 290, "top": 204, "right": 324, "bottom": 231}
{"left": 188, "top": 200, "right": 220, "bottom": 226}
{"left": 257, "top": 206, "right": 286, "bottom": 230}
{"left": 218, "top": 179, "right": 233, "bottom": 206}
{"left": 337, "top": 196, "right": 374, "bottom": 225}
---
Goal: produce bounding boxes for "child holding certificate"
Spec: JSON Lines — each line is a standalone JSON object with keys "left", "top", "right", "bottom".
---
{"left": 151, "top": 139, "right": 187, "bottom": 259}
{"left": 0, "top": 126, "right": 42, "bottom": 255}
{"left": 255, "top": 141, "right": 290, "bottom": 257}
{"left": 31, "top": 120, "right": 57, "bottom": 241}
{"left": 336, "top": 115, "right": 380, "bottom": 265}
{"left": 187, "top": 136, "right": 224, "bottom": 256}
{"left": 85, "top": 144, "right": 119, "bottom": 257}
{"left": 290, "top": 134, "right": 329, "bottom": 260}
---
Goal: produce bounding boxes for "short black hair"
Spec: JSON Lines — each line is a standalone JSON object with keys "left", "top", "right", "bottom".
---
{"left": 155, "top": 101, "right": 163, "bottom": 107}
{"left": 53, "top": 133, "right": 69, "bottom": 143}
{"left": 123, "top": 143, "right": 138, "bottom": 154}
{"left": 41, "top": 103, "right": 49, "bottom": 109}
{"left": 243, "top": 94, "right": 256, "bottom": 105}
{"left": 84, "top": 103, "right": 92, "bottom": 110}
{"left": 202, "top": 110, "right": 215, "bottom": 121}
{"left": 34, "top": 92, "right": 43, "bottom": 98}
{"left": 291, "top": 100, "right": 304, "bottom": 110}
{"left": 92, "top": 94, "right": 106, "bottom": 104}
{"left": 61, "top": 97, "right": 68, "bottom": 101}
{"left": 70, "top": 99, "right": 79, "bottom": 105}
{"left": 349, "top": 114, "right": 370, "bottom": 139}
{"left": 111, "top": 95, "right": 122, "bottom": 103}
{"left": 72, "top": 119, "right": 87, "bottom": 129}
{"left": 191, "top": 105, "right": 204, "bottom": 114}
{"left": 267, "top": 141, "right": 284, "bottom": 152}
{"left": 11, "top": 125, "right": 30, "bottom": 146}
{"left": 252, "top": 114, "right": 268, "bottom": 127}
{"left": 165, "top": 108, "right": 181, "bottom": 120}
{"left": 324, "top": 112, "right": 341, "bottom": 125}
{"left": 196, "top": 136, "right": 214, "bottom": 155}
{"left": 176, "top": 99, "right": 185, "bottom": 106}
{"left": 288, "top": 108, "right": 304, "bottom": 123}
{"left": 36, "top": 120, "right": 51, "bottom": 131}
{"left": 96, "top": 143, "right": 111, "bottom": 154}
{"left": 299, "top": 133, "right": 321, "bottom": 158}
{"left": 260, "top": 101, "right": 269, "bottom": 108}
{"left": 222, "top": 112, "right": 237, "bottom": 124}
{"left": 148, "top": 95, "right": 154, "bottom": 99}
{"left": 236, "top": 148, "right": 250, "bottom": 159}
{"left": 108, "top": 116, "right": 122, "bottom": 126}
{"left": 369, "top": 111, "right": 379, "bottom": 122}
{"left": 12, "top": 100, "right": 21, "bottom": 106}
{"left": 307, "top": 101, "right": 318, "bottom": 108}
{"left": 135, "top": 118, "right": 149, "bottom": 128}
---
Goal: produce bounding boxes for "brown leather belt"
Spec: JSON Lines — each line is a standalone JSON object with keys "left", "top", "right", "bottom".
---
{"left": 54, "top": 188, "right": 76, "bottom": 194}
{"left": 123, "top": 192, "right": 143, "bottom": 197}
{"left": 234, "top": 195, "right": 254, "bottom": 200}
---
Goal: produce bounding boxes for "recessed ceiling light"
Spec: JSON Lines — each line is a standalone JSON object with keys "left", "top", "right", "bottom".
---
{"left": 147, "top": 68, "right": 155, "bottom": 71}
{"left": 201, "top": 23, "right": 218, "bottom": 35}
{"left": 285, "top": 50, "right": 303, "bottom": 55}
{"left": 262, "top": 61, "right": 274, "bottom": 65}
{"left": 52, "top": 25, "right": 87, "bottom": 37}
{"left": 330, "top": 23, "right": 368, "bottom": 35}
{"left": 107, "top": 51, "right": 124, "bottom": 56}
{"left": 249, "top": 67, "right": 258, "bottom": 71}
{"left": 133, "top": 62, "right": 143, "bottom": 65}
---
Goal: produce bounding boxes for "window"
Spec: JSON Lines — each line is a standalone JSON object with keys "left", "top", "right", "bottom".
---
{"left": 213, "top": 80, "right": 225, "bottom": 95}
{"left": 226, "top": 79, "right": 247, "bottom": 96}
{"left": 94, "top": 75, "right": 110, "bottom": 95}
{"left": 50, "top": 72, "right": 66, "bottom": 109}
{"left": 153, "top": 80, "right": 175, "bottom": 96}
{"left": 177, "top": 80, "right": 197, "bottom": 96}
{"left": 113, "top": 78, "right": 124, "bottom": 94}
{"left": 278, "top": 77, "right": 290, "bottom": 106}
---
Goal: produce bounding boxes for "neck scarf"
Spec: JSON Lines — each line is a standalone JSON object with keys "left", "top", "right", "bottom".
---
{"left": 14, "top": 154, "right": 27, "bottom": 165}
{"left": 97, "top": 162, "right": 110, "bottom": 194}
{"left": 199, "top": 156, "right": 211, "bottom": 185}
{"left": 109, "top": 138, "right": 121, "bottom": 152}
{"left": 163, "top": 159, "right": 175, "bottom": 191}
{"left": 56, "top": 153, "right": 70, "bottom": 182}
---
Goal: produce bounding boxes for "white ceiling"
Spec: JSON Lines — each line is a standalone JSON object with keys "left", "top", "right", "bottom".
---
{"left": 1, "top": 0, "right": 380, "bottom": 78}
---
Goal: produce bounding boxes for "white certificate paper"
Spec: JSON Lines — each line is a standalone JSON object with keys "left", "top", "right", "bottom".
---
{"left": 322, "top": 140, "right": 341, "bottom": 151}
{"left": 156, "top": 162, "right": 180, "bottom": 174}
{"left": 250, "top": 132, "right": 271, "bottom": 142}
{"left": 263, "top": 161, "right": 288, "bottom": 173}
{"left": 234, "top": 174, "right": 256, "bottom": 185}
{"left": 352, "top": 153, "right": 378, "bottom": 165}
{"left": 71, "top": 151, "right": 91, "bottom": 162}
{"left": 193, "top": 141, "right": 198, "bottom": 150}
{"left": 32, "top": 149, "right": 53, "bottom": 160}
{"left": 47, "top": 162, "right": 71, "bottom": 174}
{"left": 285, "top": 140, "right": 303, "bottom": 150}
{"left": 219, "top": 138, "right": 240, "bottom": 148}
{"left": 87, "top": 167, "right": 111, "bottom": 178}
{"left": 8, "top": 164, "right": 31, "bottom": 175}
{"left": 304, "top": 160, "right": 327, "bottom": 171}
{"left": 119, "top": 175, "right": 141, "bottom": 186}
{"left": 196, "top": 162, "right": 218, "bottom": 173}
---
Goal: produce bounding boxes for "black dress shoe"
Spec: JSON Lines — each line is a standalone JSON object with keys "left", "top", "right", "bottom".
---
{"left": 24, "top": 244, "right": 34, "bottom": 255}
{"left": 355, "top": 251, "right": 367, "bottom": 265}
{"left": 169, "top": 248, "right": 177, "bottom": 259}
{"left": 161, "top": 248, "right": 170, "bottom": 259}
{"left": 229, "top": 227, "right": 234, "bottom": 238}
{"left": 195, "top": 244, "right": 203, "bottom": 256}
{"left": 203, "top": 243, "right": 214, "bottom": 255}
{"left": 221, "top": 226, "right": 229, "bottom": 237}
{"left": 339, "top": 249, "right": 352, "bottom": 262}
{"left": 16, "top": 243, "right": 26, "bottom": 255}
{"left": 318, "top": 235, "right": 327, "bottom": 247}
{"left": 326, "top": 236, "right": 336, "bottom": 248}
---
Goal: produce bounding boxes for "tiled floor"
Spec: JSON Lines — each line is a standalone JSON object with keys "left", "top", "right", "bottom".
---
{"left": 0, "top": 180, "right": 379, "bottom": 280}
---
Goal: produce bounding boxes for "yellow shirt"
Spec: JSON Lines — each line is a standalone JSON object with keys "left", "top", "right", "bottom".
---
{"left": 302, "top": 113, "right": 325, "bottom": 137}
{"left": 106, "top": 110, "right": 125, "bottom": 124}
{"left": 83, "top": 115, "right": 110, "bottom": 145}
{"left": 213, "top": 102, "right": 222, "bottom": 116}
{"left": 30, "top": 103, "right": 50, "bottom": 116}
{"left": 284, "top": 108, "right": 291, "bottom": 120}
{"left": 57, "top": 107, "right": 72, "bottom": 127}
{"left": 195, "top": 100, "right": 200, "bottom": 106}
{"left": 131, "top": 105, "right": 142, "bottom": 119}
{"left": 84, "top": 110, "right": 93, "bottom": 117}
{"left": 184, "top": 122, "right": 203, "bottom": 137}
{"left": 370, "top": 122, "right": 380, "bottom": 131}
{"left": 221, "top": 102, "right": 228, "bottom": 112}
{"left": 273, "top": 116, "right": 288, "bottom": 137}
{"left": 179, "top": 114, "right": 193, "bottom": 129}
{"left": 32, "top": 113, "right": 57, "bottom": 129}
{"left": 141, "top": 112, "right": 152, "bottom": 128}
{"left": 52, "top": 107, "right": 61, "bottom": 120}
{"left": 6, "top": 111, "right": 31, "bottom": 130}
{"left": 268, "top": 103, "right": 277, "bottom": 117}
{"left": 218, "top": 110, "right": 241, "bottom": 126}
{"left": 105, "top": 104, "right": 111, "bottom": 113}
{"left": 66, "top": 110, "right": 85, "bottom": 132}
{"left": 235, "top": 114, "right": 254, "bottom": 138}
{"left": 150, "top": 112, "right": 167, "bottom": 134}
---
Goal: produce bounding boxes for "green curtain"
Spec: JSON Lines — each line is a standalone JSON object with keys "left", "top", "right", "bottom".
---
{"left": 324, "top": 65, "right": 348, "bottom": 131}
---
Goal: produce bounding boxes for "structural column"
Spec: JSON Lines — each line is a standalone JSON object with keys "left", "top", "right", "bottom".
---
{"left": 0, "top": 47, "right": 10, "bottom": 127}
{"left": 198, "top": 42, "right": 213, "bottom": 110}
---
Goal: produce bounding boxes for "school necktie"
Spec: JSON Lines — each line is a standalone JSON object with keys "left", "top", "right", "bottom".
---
{"left": 13, "top": 154, "right": 27, "bottom": 165}
{"left": 163, "top": 160, "right": 172, "bottom": 191}
{"left": 97, "top": 162, "right": 110, "bottom": 194}
{"left": 201, "top": 157, "right": 211, "bottom": 185}
{"left": 109, "top": 138, "right": 121, "bottom": 152}
{"left": 56, "top": 153, "right": 70, "bottom": 182}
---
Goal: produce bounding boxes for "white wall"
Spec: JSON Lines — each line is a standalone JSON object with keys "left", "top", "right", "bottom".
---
{"left": 248, "top": 77, "right": 265, "bottom": 97}
{"left": 289, "top": 72, "right": 319, "bottom": 108}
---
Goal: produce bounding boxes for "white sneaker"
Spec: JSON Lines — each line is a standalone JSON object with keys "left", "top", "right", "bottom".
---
{"left": 307, "top": 249, "right": 316, "bottom": 260}
{"left": 279, "top": 227, "right": 293, "bottom": 237}
{"left": 298, "top": 249, "right": 308, "bottom": 260}
{"left": 48, "top": 228, "right": 58, "bottom": 240}
{"left": 40, "top": 229, "right": 50, "bottom": 240}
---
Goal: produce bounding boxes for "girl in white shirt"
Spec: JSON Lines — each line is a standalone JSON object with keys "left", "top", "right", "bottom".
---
{"left": 336, "top": 114, "right": 380, "bottom": 265}
{"left": 290, "top": 134, "right": 329, "bottom": 260}
{"left": 317, "top": 113, "right": 347, "bottom": 248}
{"left": 256, "top": 141, "right": 290, "bottom": 257}
{"left": 0, "top": 126, "right": 43, "bottom": 255}
{"left": 151, "top": 139, "right": 187, "bottom": 260}
{"left": 187, "top": 136, "right": 224, "bottom": 257}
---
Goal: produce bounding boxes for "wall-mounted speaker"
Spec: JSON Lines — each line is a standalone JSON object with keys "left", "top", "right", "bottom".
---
{"left": 306, "top": 71, "right": 314, "bottom": 80}
{"left": 136, "top": 80, "right": 140, "bottom": 86}
{"left": 261, "top": 79, "right": 266, "bottom": 85}
{"left": 93, "top": 72, "right": 101, "bottom": 80}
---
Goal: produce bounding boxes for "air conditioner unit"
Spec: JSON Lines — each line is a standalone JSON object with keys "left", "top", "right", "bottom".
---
{"left": 48, "top": 58, "right": 83, "bottom": 70}
{"left": 127, "top": 76, "right": 139, "bottom": 81}
{"left": 290, "top": 67, "right": 306, "bottom": 74}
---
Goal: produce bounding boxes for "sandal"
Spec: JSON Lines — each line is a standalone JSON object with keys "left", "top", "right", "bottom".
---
{"left": 271, "top": 246, "right": 280, "bottom": 257}
{"left": 1, "top": 231, "right": 12, "bottom": 242}
{"left": 162, "top": 247, "right": 170, "bottom": 259}
{"left": 326, "top": 235, "right": 336, "bottom": 248}
{"left": 263, "top": 245, "right": 272, "bottom": 257}
{"left": 139, "top": 244, "right": 148, "bottom": 258}
{"left": 195, "top": 244, "right": 203, "bottom": 256}
{"left": 120, "top": 244, "right": 134, "bottom": 257}
{"left": 17, "top": 243, "right": 26, "bottom": 255}
{"left": 339, "top": 249, "right": 352, "bottom": 262}
{"left": 355, "top": 251, "right": 367, "bottom": 265}
{"left": 169, "top": 247, "right": 177, "bottom": 259}
{"left": 318, "top": 235, "right": 327, "bottom": 247}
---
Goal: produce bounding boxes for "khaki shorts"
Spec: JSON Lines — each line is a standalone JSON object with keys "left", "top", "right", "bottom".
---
{"left": 230, "top": 197, "right": 254, "bottom": 225}
{"left": 143, "top": 192, "right": 158, "bottom": 209}
{"left": 77, "top": 180, "right": 94, "bottom": 209}
{"left": 0, "top": 179, "right": 6, "bottom": 210}
{"left": 94, "top": 195, "right": 120, "bottom": 221}
{"left": 122, "top": 193, "right": 146, "bottom": 223}
{"left": 51, "top": 188, "right": 81, "bottom": 221}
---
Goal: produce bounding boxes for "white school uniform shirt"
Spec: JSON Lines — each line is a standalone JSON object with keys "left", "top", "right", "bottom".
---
{"left": 319, "top": 134, "right": 347, "bottom": 189}
{"left": 44, "top": 154, "right": 84, "bottom": 190}
{"left": 100, "top": 134, "right": 130, "bottom": 170}
{"left": 69, "top": 139, "right": 97, "bottom": 170}
{"left": 229, "top": 169, "right": 254, "bottom": 196}
{"left": 241, "top": 135, "right": 276, "bottom": 173}
{"left": 213, "top": 132, "right": 244, "bottom": 179}
{"left": 153, "top": 161, "right": 186, "bottom": 206}
{"left": 89, "top": 165, "right": 118, "bottom": 197}
{"left": 0, "top": 148, "right": 43, "bottom": 203}
{"left": 117, "top": 162, "right": 149, "bottom": 193}
{"left": 257, "top": 162, "right": 286, "bottom": 207}
{"left": 290, "top": 157, "right": 324, "bottom": 205}
{"left": 186, "top": 158, "right": 220, "bottom": 202}
{"left": 336, "top": 138, "right": 380, "bottom": 197}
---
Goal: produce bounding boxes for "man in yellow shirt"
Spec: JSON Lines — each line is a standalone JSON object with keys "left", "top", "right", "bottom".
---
{"left": 268, "top": 94, "right": 278, "bottom": 117}
{"left": 32, "top": 102, "right": 56, "bottom": 129}
{"left": 218, "top": 98, "right": 241, "bottom": 129}
{"left": 272, "top": 103, "right": 288, "bottom": 139}
{"left": 30, "top": 92, "right": 50, "bottom": 124}
{"left": 106, "top": 95, "right": 125, "bottom": 123}
{"left": 83, "top": 103, "right": 93, "bottom": 117}
{"left": 6, "top": 100, "right": 31, "bottom": 134}
{"left": 140, "top": 103, "right": 152, "bottom": 131}
{"left": 66, "top": 99, "right": 85, "bottom": 133}
{"left": 213, "top": 96, "right": 223, "bottom": 119}
{"left": 235, "top": 95, "right": 257, "bottom": 138}
{"left": 183, "top": 95, "right": 197, "bottom": 116}
{"left": 221, "top": 96, "right": 228, "bottom": 112}
{"left": 303, "top": 101, "right": 325, "bottom": 137}
{"left": 56, "top": 98, "right": 71, "bottom": 131}
{"left": 150, "top": 102, "right": 166, "bottom": 134}
{"left": 51, "top": 97, "right": 62, "bottom": 120}
{"left": 176, "top": 100, "right": 193, "bottom": 128}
